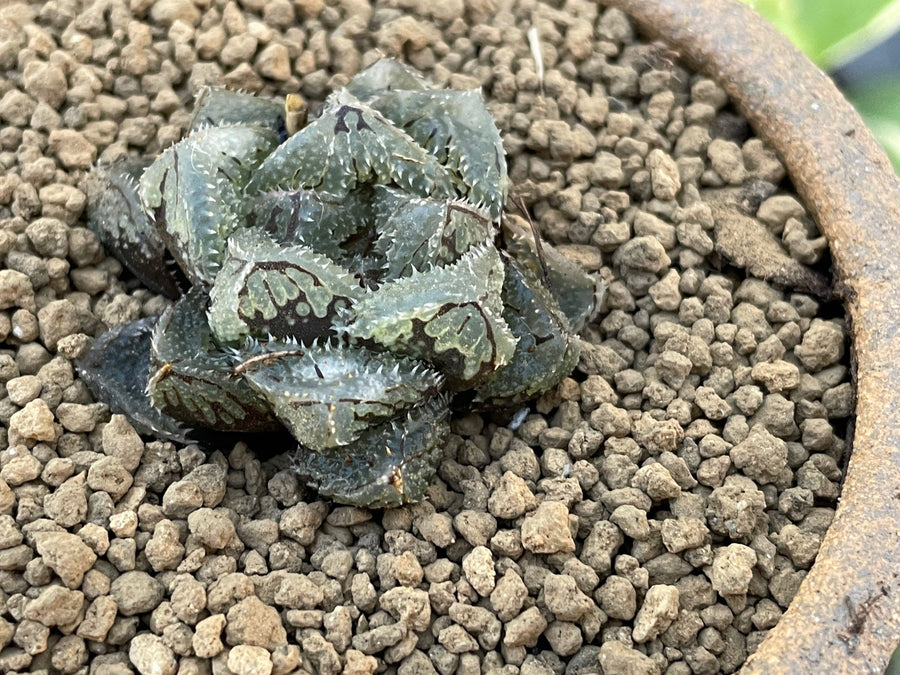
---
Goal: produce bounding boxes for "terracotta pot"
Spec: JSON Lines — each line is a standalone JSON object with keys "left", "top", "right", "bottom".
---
{"left": 603, "top": 0, "right": 900, "bottom": 671}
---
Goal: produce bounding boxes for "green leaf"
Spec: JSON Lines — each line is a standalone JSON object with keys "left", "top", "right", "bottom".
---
{"left": 845, "top": 77, "right": 900, "bottom": 173}
{"left": 743, "top": 0, "right": 900, "bottom": 67}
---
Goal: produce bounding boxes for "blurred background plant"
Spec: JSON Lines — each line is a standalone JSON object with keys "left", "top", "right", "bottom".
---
{"left": 742, "top": 0, "right": 900, "bottom": 173}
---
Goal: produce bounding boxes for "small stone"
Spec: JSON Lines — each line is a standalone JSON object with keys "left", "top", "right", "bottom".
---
{"left": 661, "top": 518, "right": 710, "bottom": 553}
{"left": 543, "top": 573, "right": 594, "bottom": 621}
{"left": 461, "top": 546, "right": 495, "bottom": 596}
{"left": 273, "top": 572, "right": 324, "bottom": 609}
{"left": 647, "top": 148, "right": 681, "bottom": 200}
{"left": 87, "top": 456, "right": 134, "bottom": 500}
{"left": 439, "top": 624, "right": 479, "bottom": 653}
{"left": 490, "top": 569, "right": 528, "bottom": 622}
{"left": 708, "top": 543, "right": 757, "bottom": 596}
{"left": 14, "top": 618, "right": 49, "bottom": 655}
{"left": 751, "top": 360, "right": 800, "bottom": 393}
{"left": 77, "top": 595, "right": 118, "bottom": 641}
{"left": 632, "top": 584, "right": 680, "bottom": 642}
{"left": 648, "top": 269, "right": 682, "bottom": 311}
{"left": 109, "top": 511, "right": 138, "bottom": 538}
{"left": 34, "top": 531, "right": 97, "bottom": 589}
{"left": 615, "top": 236, "right": 671, "bottom": 273}
{"left": 6, "top": 376, "right": 40, "bottom": 407}
{"left": 414, "top": 512, "right": 455, "bottom": 548}
{"left": 1, "top": 448, "right": 43, "bottom": 485}
{"left": 228, "top": 644, "right": 274, "bottom": 675}
{"left": 51, "top": 633, "right": 89, "bottom": 672}
{"left": 256, "top": 43, "right": 290, "bottom": 80}
{"left": 487, "top": 471, "right": 538, "bottom": 519}
{"left": 44, "top": 473, "right": 88, "bottom": 528}
{"left": 102, "top": 415, "right": 144, "bottom": 472}
{"left": 145, "top": 519, "right": 185, "bottom": 571}
{"left": 188, "top": 507, "right": 237, "bottom": 550}
{"left": 599, "top": 640, "right": 660, "bottom": 674}
{"left": 390, "top": 550, "right": 424, "bottom": 587}
{"left": 707, "top": 138, "right": 746, "bottom": 184}
{"left": 110, "top": 571, "right": 165, "bottom": 616}
{"left": 55, "top": 402, "right": 102, "bottom": 433}
{"left": 707, "top": 476, "right": 767, "bottom": 541}
{"left": 609, "top": 504, "right": 650, "bottom": 540}
{"left": 23, "top": 61, "right": 68, "bottom": 109}
{"left": 129, "top": 633, "right": 177, "bottom": 675}
{"left": 344, "top": 649, "right": 378, "bottom": 675}
{"left": 150, "top": 0, "right": 201, "bottom": 26}
{"left": 26, "top": 217, "right": 69, "bottom": 258}
{"left": 503, "top": 607, "right": 547, "bottom": 648}
{"left": 226, "top": 596, "right": 288, "bottom": 650}
{"left": 193, "top": 614, "right": 227, "bottom": 658}
{"left": 729, "top": 424, "right": 788, "bottom": 484}
{"left": 520, "top": 501, "right": 575, "bottom": 554}
{"left": 271, "top": 644, "right": 301, "bottom": 675}
{"left": 795, "top": 319, "right": 844, "bottom": 372}
{"left": 48, "top": 129, "right": 97, "bottom": 170}
{"left": 351, "top": 622, "right": 405, "bottom": 654}
{"left": 280, "top": 502, "right": 325, "bottom": 545}
{"left": 23, "top": 585, "right": 84, "bottom": 628}
{"left": 632, "top": 463, "right": 682, "bottom": 501}
{"left": 0, "top": 89, "right": 37, "bottom": 126}
{"left": 0, "top": 513, "right": 22, "bottom": 549}
{"left": 757, "top": 195, "right": 805, "bottom": 230}
{"left": 162, "top": 480, "right": 203, "bottom": 517}
{"left": 597, "top": 575, "right": 637, "bottom": 620}
{"left": 9, "top": 399, "right": 57, "bottom": 444}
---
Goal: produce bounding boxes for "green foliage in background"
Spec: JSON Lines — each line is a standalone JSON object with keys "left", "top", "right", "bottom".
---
{"left": 743, "top": 0, "right": 900, "bottom": 172}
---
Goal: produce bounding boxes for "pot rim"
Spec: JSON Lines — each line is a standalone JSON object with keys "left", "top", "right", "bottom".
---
{"left": 604, "top": 0, "right": 900, "bottom": 671}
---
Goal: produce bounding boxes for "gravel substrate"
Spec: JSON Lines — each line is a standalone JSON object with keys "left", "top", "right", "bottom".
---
{"left": 0, "top": 1, "right": 853, "bottom": 674}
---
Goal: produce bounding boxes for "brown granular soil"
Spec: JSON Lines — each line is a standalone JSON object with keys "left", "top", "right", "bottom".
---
{"left": 0, "top": 1, "right": 852, "bottom": 674}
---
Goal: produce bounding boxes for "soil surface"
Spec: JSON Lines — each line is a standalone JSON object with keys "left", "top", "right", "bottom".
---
{"left": 0, "top": 1, "right": 852, "bottom": 674}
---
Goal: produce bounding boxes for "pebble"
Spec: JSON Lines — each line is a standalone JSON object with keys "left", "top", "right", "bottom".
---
{"left": 490, "top": 569, "right": 529, "bottom": 622}
{"left": 228, "top": 644, "right": 274, "bottom": 675}
{"left": 23, "top": 585, "right": 84, "bottom": 628}
{"left": 794, "top": 319, "right": 844, "bottom": 372}
{"left": 145, "top": 519, "right": 186, "bottom": 571}
{"left": 193, "top": 614, "right": 227, "bottom": 658}
{"left": 256, "top": 43, "right": 290, "bottom": 80}
{"left": 188, "top": 507, "right": 237, "bottom": 550}
{"left": 47, "top": 129, "right": 97, "bottom": 169}
{"left": 129, "top": 633, "right": 177, "bottom": 675}
{"left": 101, "top": 415, "right": 144, "bottom": 472}
{"left": 520, "top": 501, "right": 576, "bottom": 554}
{"left": 632, "top": 584, "right": 680, "bottom": 642}
{"left": 110, "top": 571, "right": 165, "bottom": 616}
{"left": 8, "top": 399, "right": 57, "bottom": 444}
{"left": 647, "top": 148, "right": 681, "bottom": 200}
{"left": 226, "top": 596, "right": 288, "bottom": 650}
{"left": 76, "top": 596, "right": 117, "bottom": 641}
{"left": 708, "top": 543, "right": 757, "bottom": 599}
{"left": 0, "top": 448, "right": 43, "bottom": 485}
{"left": 33, "top": 531, "right": 97, "bottom": 589}
{"left": 597, "top": 575, "right": 637, "bottom": 620}
{"left": 43, "top": 473, "right": 88, "bottom": 527}
{"left": 487, "top": 471, "right": 538, "bottom": 519}
{"left": 503, "top": 607, "right": 547, "bottom": 648}
{"left": 462, "top": 545, "right": 495, "bottom": 596}
{"left": 729, "top": 425, "right": 788, "bottom": 484}
{"left": 544, "top": 573, "right": 595, "bottom": 621}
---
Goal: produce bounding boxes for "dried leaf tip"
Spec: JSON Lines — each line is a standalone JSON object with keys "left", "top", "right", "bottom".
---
{"left": 285, "top": 94, "right": 308, "bottom": 136}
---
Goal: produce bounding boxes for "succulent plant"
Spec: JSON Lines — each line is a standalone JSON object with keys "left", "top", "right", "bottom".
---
{"left": 80, "top": 59, "right": 599, "bottom": 507}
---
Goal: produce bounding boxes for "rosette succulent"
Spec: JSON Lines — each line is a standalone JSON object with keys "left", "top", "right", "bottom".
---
{"left": 80, "top": 59, "right": 598, "bottom": 507}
